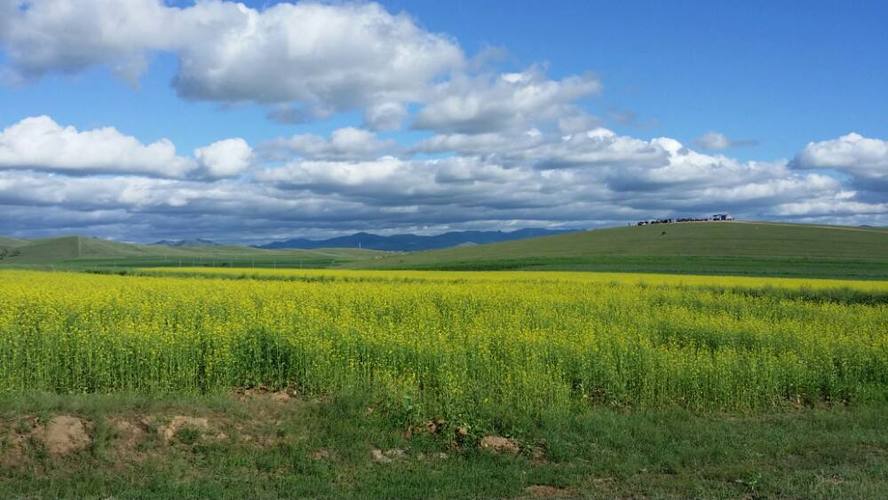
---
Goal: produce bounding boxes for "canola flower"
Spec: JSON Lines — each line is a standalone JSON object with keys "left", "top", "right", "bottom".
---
{"left": 0, "top": 269, "right": 885, "bottom": 427}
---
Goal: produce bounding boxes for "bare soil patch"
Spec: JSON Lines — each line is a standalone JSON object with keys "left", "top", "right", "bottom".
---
{"left": 159, "top": 416, "right": 209, "bottom": 444}
{"left": 36, "top": 415, "right": 92, "bottom": 457}
{"left": 480, "top": 435, "right": 520, "bottom": 455}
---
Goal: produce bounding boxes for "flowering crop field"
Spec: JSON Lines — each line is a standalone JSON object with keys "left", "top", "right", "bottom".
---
{"left": 1, "top": 268, "right": 886, "bottom": 427}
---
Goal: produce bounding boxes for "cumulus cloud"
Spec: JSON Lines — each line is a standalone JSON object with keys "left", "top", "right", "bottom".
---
{"left": 515, "top": 128, "right": 669, "bottom": 170}
{"left": 1, "top": 0, "right": 464, "bottom": 117}
{"left": 1, "top": 2, "right": 609, "bottom": 136}
{"left": 414, "top": 68, "right": 601, "bottom": 134}
{"left": 0, "top": 115, "right": 256, "bottom": 179}
{"left": 195, "top": 138, "right": 253, "bottom": 178}
{"left": 0, "top": 115, "right": 195, "bottom": 177}
{"left": 0, "top": 0, "right": 174, "bottom": 83}
{"left": 793, "top": 133, "right": 888, "bottom": 189}
{"left": 364, "top": 102, "right": 409, "bottom": 131}
{"left": 172, "top": 2, "right": 463, "bottom": 110}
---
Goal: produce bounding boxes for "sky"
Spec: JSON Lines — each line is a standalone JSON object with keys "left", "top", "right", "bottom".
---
{"left": 0, "top": 0, "right": 886, "bottom": 243}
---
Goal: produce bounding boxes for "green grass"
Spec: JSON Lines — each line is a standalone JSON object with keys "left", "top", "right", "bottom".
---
{"left": 0, "top": 235, "right": 383, "bottom": 268}
{"left": 5, "top": 222, "right": 887, "bottom": 278}
{"left": 1, "top": 393, "right": 886, "bottom": 498}
{"left": 0, "top": 237, "right": 28, "bottom": 248}
{"left": 354, "top": 222, "right": 888, "bottom": 279}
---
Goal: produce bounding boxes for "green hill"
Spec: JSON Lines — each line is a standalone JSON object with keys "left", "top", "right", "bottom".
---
{"left": 0, "top": 235, "right": 382, "bottom": 268}
{"left": 0, "top": 237, "right": 28, "bottom": 248}
{"left": 4, "top": 223, "right": 887, "bottom": 278}
{"left": 354, "top": 222, "right": 888, "bottom": 279}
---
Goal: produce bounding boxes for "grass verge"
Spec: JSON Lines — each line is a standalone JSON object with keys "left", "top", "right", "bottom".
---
{"left": 1, "top": 392, "right": 886, "bottom": 498}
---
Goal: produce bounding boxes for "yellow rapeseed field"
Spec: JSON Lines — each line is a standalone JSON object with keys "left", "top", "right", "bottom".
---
{"left": 1, "top": 268, "right": 885, "bottom": 426}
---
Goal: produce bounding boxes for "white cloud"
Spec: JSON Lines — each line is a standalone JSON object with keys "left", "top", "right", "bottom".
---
{"left": 558, "top": 113, "right": 601, "bottom": 134}
{"left": 794, "top": 133, "right": 888, "bottom": 188}
{"left": 0, "top": 0, "right": 174, "bottom": 83}
{"left": 1, "top": 1, "right": 464, "bottom": 116}
{"left": 256, "top": 128, "right": 849, "bottom": 221}
{"left": 0, "top": 115, "right": 195, "bottom": 177}
{"left": 1, "top": 2, "right": 608, "bottom": 138}
{"left": 0, "top": 115, "right": 259, "bottom": 179}
{"left": 519, "top": 128, "right": 668, "bottom": 170}
{"left": 774, "top": 197, "right": 888, "bottom": 217}
{"left": 1, "top": 122, "right": 885, "bottom": 241}
{"left": 415, "top": 129, "right": 545, "bottom": 156}
{"left": 414, "top": 67, "right": 601, "bottom": 134}
{"left": 3, "top": 113, "right": 880, "bottom": 241}
{"left": 195, "top": 138, "right": 253, "bottom": 178}
{"left": 364, "top": 102, "right": 408, "bottom": 131}
{"left": 171, "top": 2, "right": 464, "bottom": 110}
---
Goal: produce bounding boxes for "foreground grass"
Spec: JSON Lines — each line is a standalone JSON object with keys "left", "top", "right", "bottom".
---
{"left": 1, "top": 393, "right": 886, "bottom": 499}
{"left": 2, "top": 267, "right": 886, "bottom": 496}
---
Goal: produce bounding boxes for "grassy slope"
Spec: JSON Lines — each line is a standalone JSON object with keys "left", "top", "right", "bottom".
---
{"left": 0, "top": 237, "right": 28, "bottom": 248}
{"left": 354, "top": 222, "right": 888, "bottom": 278}
{"left": 1, "top": 393, "right": 885, "bottom": 499}
{"left": 5, "top": 222, "right": 887, "bottom": 276}
{"left": 0, "top": 236, "right": 382, "bottom": 268}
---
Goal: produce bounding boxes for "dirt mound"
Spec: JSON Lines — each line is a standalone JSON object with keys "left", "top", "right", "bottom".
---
{"left": 0, "top": 423, "right": 28, "bottom": 467}
{"left": 159, "top": 416, "right": 209, "bottom": 444}
{"left": 37, "top": 416, "right": 92, "bottom": 456}
{"left": 108, "top": 417, "right": 148, "bottom": 451}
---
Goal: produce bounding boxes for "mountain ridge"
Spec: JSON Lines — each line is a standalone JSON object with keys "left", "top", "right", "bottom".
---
{"left": 258, "top": 228, "right": 576, "bottom": 251}
{"left": 152, "top": 239, "right": 221, "bottom": 247}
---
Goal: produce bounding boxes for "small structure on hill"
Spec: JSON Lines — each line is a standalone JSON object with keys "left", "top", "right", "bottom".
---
{"left": 636, "top": 214, "right": 734, "bottom": 226}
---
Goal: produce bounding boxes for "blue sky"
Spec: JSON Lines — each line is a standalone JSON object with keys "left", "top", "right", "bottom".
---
{"left": 387, "top": 0, "right": 888, "bottom": 159}
{"left": 0, "top": 0, "right": 886, "bottom": 242}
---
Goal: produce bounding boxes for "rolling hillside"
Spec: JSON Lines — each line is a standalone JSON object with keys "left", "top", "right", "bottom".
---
{"left": 354, "top": 222, "right": 888, "bottom": 279}
{"left": 0, "top": 237, "right": 28, "bottom": 247}
{"left": 0, "top": 235, "right": 382, "bottom": 268}
{"left": 4, "top": 222, "right": 887, "bottom": 278}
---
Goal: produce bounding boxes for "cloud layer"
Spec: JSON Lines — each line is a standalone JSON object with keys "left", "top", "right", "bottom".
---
{"left": 1, "top": 114, "right": 884, "bottom": 242}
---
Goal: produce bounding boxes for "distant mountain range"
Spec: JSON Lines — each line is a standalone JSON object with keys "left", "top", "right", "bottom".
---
{"left": 258, "top": 228, "right": 576, "bottom": 251}
{"left": 152, "top": 238, "right": 221, "bottom": 247}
